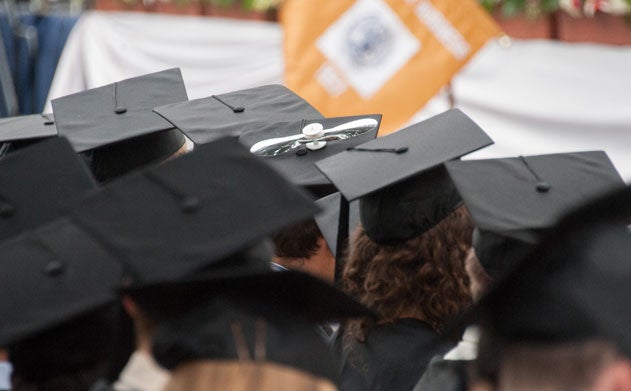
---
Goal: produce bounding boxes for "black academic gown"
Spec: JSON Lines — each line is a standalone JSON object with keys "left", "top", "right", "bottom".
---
{"left": 339, "top": 318, "right": 453, "bottom": 391}
{"left": 412, "top": 355, "right": 469, "bottom": 391}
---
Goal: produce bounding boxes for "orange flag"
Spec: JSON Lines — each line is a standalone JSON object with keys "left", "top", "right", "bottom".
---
{"left": 281, "top": 0, "right": 500, "bottom": 135}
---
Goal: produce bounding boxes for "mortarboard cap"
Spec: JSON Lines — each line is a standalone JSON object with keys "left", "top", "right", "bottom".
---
{"left": 52, "top": 68, "right": 187, "bottom": 153}
{"left": 69, "top": 137, "right": 319, "bottom": 285}
{"left": 51, "top": 68, "right": 187, "bottom": 181}
{"left": 123, "top": 269, "right": 374, "bottom": 328}
{"left": 119, "top": 234, "right": 374, "bottom": 383}
{"left": 154, "top": 84, "right": 324, "bottom": 144}
{"left": 446, "top": 151, "right": 625, "bottom": 278}
{"left": 0, "top": 217, "right": 123, "bottom": 346}
{"left": 475, "top": 184, "right": 631, "bottom": 355}
{"left": 314, "top": 192, "right": 360, "bottom": 258}
{"left": 0, "top": 137, "right": 96, "bottom": 242}
{"left": 148, "top": 284, "right": 357, "bottom": 384}
{"left": 240, "top": 114, "right": 381, "bottom": 196}
{"left": 316, "top": 109, "right": 493, "bottom": 244}
{"left": 0, "top": 113, "right": 57, "bottom": 155}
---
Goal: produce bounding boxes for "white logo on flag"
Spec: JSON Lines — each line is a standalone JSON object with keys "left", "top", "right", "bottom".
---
{"left": 316, "top": 0, "right": 420, "bottom": 99}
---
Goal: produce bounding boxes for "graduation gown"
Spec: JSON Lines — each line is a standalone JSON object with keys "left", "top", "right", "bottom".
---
{"left": 339, "top": 318, "right": 452, "bottom": 391}
{"left": 412, "top": 325, "right": 480, "bottom": 391}
{"left": 412, "top": 356, "right": 468, "bottom": 391}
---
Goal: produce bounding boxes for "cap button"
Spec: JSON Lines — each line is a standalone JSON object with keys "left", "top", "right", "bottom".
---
{"left": 44, "top": 261, "right": 65, "bottom": 277}
{"left": 536, "top": 181, "right": 551, "bottom": 193}
{"left": 0, "top": 204, "right": 15, "bottom": 218}
{"left": 114, "top": 107, "right": 127, "bottom": 114}
{"left": 181, "top": 196, "right": 201, "bottom": 213}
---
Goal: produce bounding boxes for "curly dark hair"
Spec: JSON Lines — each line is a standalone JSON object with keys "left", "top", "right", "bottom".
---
{"left": 343, "top": 205, "right": 474, "bottom": 342}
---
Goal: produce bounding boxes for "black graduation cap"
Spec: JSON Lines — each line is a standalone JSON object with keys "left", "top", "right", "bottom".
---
{"left": 68, "top": 137, "right": 320, "bottom": 285}
{"left": 316, "top": 109, "right": 493, "bottom": 244}
{"left": 51, "top": 68, "right": 188, "bottom": 182}
{"left": 314, "top": 192, "right": 360, "bottom": 258}
{"left": 0, "top": 113, "right": 57, "bottom": 154}
{"left": 126, "top": 262, "right": 374, "bottom": 384}
{"left": 52, "top": 68, "right": 187, "bottom": 153}
{"left": 153, "top": 84, "right": 324, "bottom": 144}
{"left": 119, "top": 233, "right": 374, "bottom": 383}
{"left": 124, "top": 268, "right": 374, "bottom": 327}
{"left": 0, "top": 217, "right": 123, "bottom": 347}
{"left": 445, "top": 151, "right": 625, "bottom": 278}
{"left": 475, "top": 184, "right": 631, "bottom": 355}
{"left": 148, "top": 279, "right": 362, "bottom": 384}
{"left": 240, "top": 114, "right": 381, "bottom": 196}
{"left": 0, "top": 137, "right": 97, "bottom": 242}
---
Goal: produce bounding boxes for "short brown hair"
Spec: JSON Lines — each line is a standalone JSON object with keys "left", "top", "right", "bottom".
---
{"left": 166, "top": 361, "right": 337, "bottom": 391}
{"left": 343, "top": 204, "right": 474, "bottom": 341}
{"left": 272, "top": 219, "right": 323, "bottom": 259}
{"left": 496, "top": 339, "right": 622, "bottom": 391}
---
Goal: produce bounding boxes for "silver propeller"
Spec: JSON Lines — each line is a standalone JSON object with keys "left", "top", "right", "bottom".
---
{"left": 249, "top": 118, "right": 378, "bottom": 157}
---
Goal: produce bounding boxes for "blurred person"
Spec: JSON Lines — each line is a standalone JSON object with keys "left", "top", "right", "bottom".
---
{"left": 8, "top": 304, "right": 121, "bottom": 391}
{"left": 0, "top": 137, "right": 102, "bottom": 390}
{"left": 473, "top": 185, "right": 631, "bottom": 391}
{"left": 165, "top": 361, "right": 335, "bottom": 391}
{"left": 0, "top": 213, "right": 126, "bottom": 391}
{"left": 414, "top": 150, "right": 626, "bottom": 391}
{"left": 138, "top": 268, "right": 372, "bottom": 391}
{"left": 495, "top": 339, "right": 631, "bottom": 391}
{"left": 111, "top": 297, "right": 169, "bottom": 391}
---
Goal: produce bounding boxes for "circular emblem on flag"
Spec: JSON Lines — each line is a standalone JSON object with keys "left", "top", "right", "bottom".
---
{"left": 345, "top": 15, "right": 393, "bottom": 68}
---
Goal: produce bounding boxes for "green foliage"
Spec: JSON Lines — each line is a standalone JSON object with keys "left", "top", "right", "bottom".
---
{"left": 484, "top": 0, "right": 630, "bottom": 18}
{"left": 112, "top": 0, "right": 631, "bottom": 16}
{"left": 502, "top": 0, "right": 526, "bottom": 16}
{"left": 540, "top": 0, "right": 560, "bottom": 12}
{"left": 200, "top": 0, "right": 277, "bottom": 9}
{"left": 208, "top": 0, "right": 236, "bottom": 6}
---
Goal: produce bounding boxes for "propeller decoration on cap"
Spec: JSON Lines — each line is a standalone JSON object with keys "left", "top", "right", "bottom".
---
{"left": 249, "top": 118, "right": 379, "bottom": 157}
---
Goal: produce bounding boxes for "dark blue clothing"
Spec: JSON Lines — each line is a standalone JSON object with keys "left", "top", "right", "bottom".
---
{"left": 0, "top": 11, "right": 78, "bottom": 115}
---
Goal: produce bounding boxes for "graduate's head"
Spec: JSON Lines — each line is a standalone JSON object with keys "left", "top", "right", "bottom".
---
{"left": 9, "top": 304, "right": 119, "bottom": 391}
{"left": 0, "top": 216, "right": 126, "bottom": 389}
{"left": 343, "top": 204, "right": 474, "bottom": 337}
{"left": 446, "top": 150, "right": 625, "bottom": 281}
{"left": 272, "top": 218, "right": 335, "bottom": 283}
{"left": 469, "top": 185, "right": 631, "bottom": 391}
{"left": 493, "top": 339, "right": 631, "bottom": 391}
{"left": 81, "top": 128, "right": 186, "bottom": 183}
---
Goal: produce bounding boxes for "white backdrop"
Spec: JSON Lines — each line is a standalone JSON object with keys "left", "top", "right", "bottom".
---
{"left": 46, "top": 11, "right": 631, "bottom": 182}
